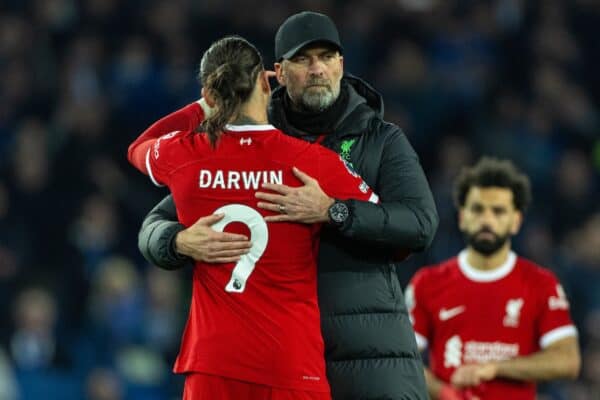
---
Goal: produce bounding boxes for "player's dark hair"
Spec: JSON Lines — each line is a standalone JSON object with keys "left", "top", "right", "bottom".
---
{"left": 198, "top": 36, "right": 264, "bottom": 146}
{"left": 453, "top": 157, "right": 532, "bottom": 212}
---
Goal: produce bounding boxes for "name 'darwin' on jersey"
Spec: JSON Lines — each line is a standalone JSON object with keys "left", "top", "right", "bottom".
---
{"left": 199, "top": 169, "right": 283, "bottom": 190}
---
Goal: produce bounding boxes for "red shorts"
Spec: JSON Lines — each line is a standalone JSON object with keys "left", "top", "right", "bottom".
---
{"left": 183, "top": 373, "right": 331, "bottom": 400}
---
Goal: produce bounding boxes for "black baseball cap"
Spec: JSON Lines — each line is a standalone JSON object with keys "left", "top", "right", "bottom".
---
{"left": 275, "top": 11, "right": 343, "bottom": 61}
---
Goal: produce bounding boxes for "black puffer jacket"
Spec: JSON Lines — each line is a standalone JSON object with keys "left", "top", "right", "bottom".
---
{"left": 138, "top": 75, "right": 438, "bottom": 399}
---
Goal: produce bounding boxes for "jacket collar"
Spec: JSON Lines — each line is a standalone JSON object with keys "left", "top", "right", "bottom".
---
{"left": 268, "top": 73, "right": 383, "bottom": 138}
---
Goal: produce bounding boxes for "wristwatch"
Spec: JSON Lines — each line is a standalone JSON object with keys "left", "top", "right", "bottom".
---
{"left": 328, "top": 199, "right": 350, "bottom": 226}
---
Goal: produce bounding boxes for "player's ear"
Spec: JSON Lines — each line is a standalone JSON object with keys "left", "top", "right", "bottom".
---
{"left": 457, "top": 209, "right": 464, "bottom": 230}
{"left": 511, "top": 211, "right": 523, "bottom": 235}
{"left": 201, "top": 87, "right": 216, "bottom": 108}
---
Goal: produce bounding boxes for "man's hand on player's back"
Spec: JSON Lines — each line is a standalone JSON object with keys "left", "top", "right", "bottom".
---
{"left": 175, "top": 214, "right": 251, "bottom": 263}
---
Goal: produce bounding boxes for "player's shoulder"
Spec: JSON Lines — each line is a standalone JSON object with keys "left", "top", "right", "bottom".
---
{"left": 411, "top": 256, "right": 460, "bottom": 286}
{"left": 155, "top": 129, "right": 206, "bottom": 152}
{"left": 514, "top": 255, "right": 561, "bottom": 286}
{"left": 151, "top": 129, "right": 211, "bottom": 167}
{"left": 272, "top": 128, "right": 314, "bottom": 151}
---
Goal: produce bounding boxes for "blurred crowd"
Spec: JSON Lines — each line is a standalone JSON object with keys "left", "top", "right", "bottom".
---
{"left": 0, "top": 0, "right": 598, "bottom": 399}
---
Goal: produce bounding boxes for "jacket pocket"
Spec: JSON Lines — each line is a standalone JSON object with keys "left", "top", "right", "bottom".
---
{"left": 385, "top": 263, "right": 398, "bottom": 299}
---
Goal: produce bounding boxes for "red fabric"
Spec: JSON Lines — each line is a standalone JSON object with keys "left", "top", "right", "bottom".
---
{"left": 127, "top": 101, "right": 204, "bottom": 174}
{"left": 438, "top": 385, "right": 467, "bottom": 400}
{"left": 183, "top": 373, "right": 331, "bottom": 400}
{"left": 141, "top": 125, "right": 376, "bottom": 392}
{"left": 408, "top": 252, "right": 576, "bottom": 400}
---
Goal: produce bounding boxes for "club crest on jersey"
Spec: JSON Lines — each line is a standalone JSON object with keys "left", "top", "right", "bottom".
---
{"left": 503, "top": 298, "right": 524, "bottom": 327}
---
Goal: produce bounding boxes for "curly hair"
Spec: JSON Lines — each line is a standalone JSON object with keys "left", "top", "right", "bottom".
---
{"left": 453, "top": 157, "right": 532, "bottom": 212}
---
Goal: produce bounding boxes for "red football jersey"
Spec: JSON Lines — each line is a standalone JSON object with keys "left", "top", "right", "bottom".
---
{"left": 407, "top": 250, "right": 577, "bottom": 400}
{"left": 146, "top": 124, "right": 378, "bottom": 392}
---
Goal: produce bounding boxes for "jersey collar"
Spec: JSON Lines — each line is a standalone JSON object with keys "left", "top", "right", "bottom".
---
{"left": 458, "top": 249, "right": 517, "bottom": 282}
{"left": 224, "top": 124, "right": 275, "bottom": 132}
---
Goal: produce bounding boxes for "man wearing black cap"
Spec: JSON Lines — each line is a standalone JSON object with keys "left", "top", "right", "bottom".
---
{"left": 137, "top": 11, "right": 437, "bottom": 400}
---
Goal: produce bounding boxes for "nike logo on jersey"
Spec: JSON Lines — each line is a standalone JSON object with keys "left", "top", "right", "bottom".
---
{"left": 439, "top": 306, "right": 466, "bottom": 321}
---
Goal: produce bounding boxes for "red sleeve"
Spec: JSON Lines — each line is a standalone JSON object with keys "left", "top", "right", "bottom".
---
{"left": 145, "top": 131, "right": 187, "bottom": 187}
{"left": 406, "top": 270, "right": 432, "bottom": 350}
{"left": 535, "top": 271, "right": 578, "bottom": 348}
{"left": 127, "top": 102, "right": 204, "bottom": 174}
{"left": 313, "top": 145, "right": 379, "bottom": 203}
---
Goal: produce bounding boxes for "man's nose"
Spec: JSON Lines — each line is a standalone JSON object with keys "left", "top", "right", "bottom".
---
{"left": 308, "top": 57, "right": 326, "bottom": 75}
{"left": 479, "top": 210, "right": 496, "bottom": 226}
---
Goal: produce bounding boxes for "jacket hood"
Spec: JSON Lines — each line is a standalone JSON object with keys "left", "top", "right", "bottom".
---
{"left": 268, "top": 73, "right": 384, "bottom": 136}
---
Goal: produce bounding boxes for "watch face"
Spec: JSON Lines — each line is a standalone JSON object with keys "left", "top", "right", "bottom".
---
{"left": 330, "top": 202, "right": 349, "bottom": 223}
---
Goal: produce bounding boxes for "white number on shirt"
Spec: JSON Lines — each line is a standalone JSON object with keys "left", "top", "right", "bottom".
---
{"left": 211, "top": 204, "right": 268, "bottom": 293}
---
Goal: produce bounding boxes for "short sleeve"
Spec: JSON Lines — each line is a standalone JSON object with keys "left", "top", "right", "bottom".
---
{"left": 146, "top": 130, "right": 184, "bottom": 187}
{"left": 314, "top": 145, "right": 379, "bottom": 203}
{"left": 407, "top": 271, "right": 432, "bottom": 351}
{"left": 536, "top": 272, "right": 577, "bottom": 348}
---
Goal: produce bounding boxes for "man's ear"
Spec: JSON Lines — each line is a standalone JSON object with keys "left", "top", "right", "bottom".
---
{"left": 458, "top": 209, "right": 466, "bottom": 231}
{"left": 201, "top": 87, "right": 216, "bottom": 107}
{"left": 274, "top": 62, "right": 286, "bottom": 86}
{"left": 511, "top": 211, "right": 523, "bottom": 235}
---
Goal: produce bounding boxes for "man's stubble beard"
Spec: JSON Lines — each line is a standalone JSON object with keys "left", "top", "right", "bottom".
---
{"left": 289, "top": 76, "right": 341, "bottom": 112}
{"left": 300, "top": 84, "right": 339, "bottom": 112}
{"left": 464, "top": 228, "right": 511, "bottom": 256}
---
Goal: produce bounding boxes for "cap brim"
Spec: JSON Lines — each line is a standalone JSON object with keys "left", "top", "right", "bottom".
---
{"left": 280, "top": 39, "right": 343, "bottom": 61}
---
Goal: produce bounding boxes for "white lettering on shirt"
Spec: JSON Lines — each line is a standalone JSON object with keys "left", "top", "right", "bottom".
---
{"left": 199, "top": 169, "right": 283, "bottom": 190}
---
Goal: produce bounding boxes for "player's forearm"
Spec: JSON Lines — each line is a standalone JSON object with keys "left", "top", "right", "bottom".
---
{"left": 127, "top": 102, "right": 204, "bottom": 163}
{"left": 494, "top": 337, "right": 580, "bottom": 381}
{"left": 127, "top": 102, "right": 205, "bottom": 174}
{"left": 424, "top": 368, "right": 445, "bottom": 399}
{"left": 140, "top": 101, "right": 204, "bottom": 140}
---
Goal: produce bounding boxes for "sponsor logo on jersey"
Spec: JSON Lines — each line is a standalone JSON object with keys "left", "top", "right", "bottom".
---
{"left": 548, "top": 284, "right": 570, "bottom": 310}
{"left": 240, "top": 137, "right": 252, "bottom": 146}
{"left": 444, "top": 335, "right": 520, "bottom": 367}
{"left": 444, "top": 335, "right": 463, "bottom": 368}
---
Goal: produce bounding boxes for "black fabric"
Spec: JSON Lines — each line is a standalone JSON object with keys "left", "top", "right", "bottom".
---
{"left": 282, "top": 81, "right": 350, "bottom": 135}
{"left": 138, "top": 74, "right": 439, "bottom": 399}
{"left": 274, "top": 11, "right": 342, "bottom": 60}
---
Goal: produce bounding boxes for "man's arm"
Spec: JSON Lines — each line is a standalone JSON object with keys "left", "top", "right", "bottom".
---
{"left": 138, "top": 195, "right": 191, "bottom": 270}
{"left": 257, "top": 123, "right": 438, "bottom": 251}
{"left": 451, "top": 336, "right": 581, "bottom": 388}
{"left": 134, "top": 100, "right": 250, "bottom": 269}
{"left": 424, "top": 368, "right": 469, "bottom": 400}
{"left": 138, "top": 195, "right": 251, "bottom": 269}
{"left": 337, "top": 124, "right": 438, "bottom": 250}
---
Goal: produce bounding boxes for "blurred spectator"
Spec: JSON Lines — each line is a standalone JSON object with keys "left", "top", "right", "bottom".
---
{"left": 87, "top": 256, "right": 144, "bottom": 348}
{"left": 0, "top": 347, "right": 19, "bottom": 400}
{"left": 85, "top": 368, "right": 123, "bottom": 400}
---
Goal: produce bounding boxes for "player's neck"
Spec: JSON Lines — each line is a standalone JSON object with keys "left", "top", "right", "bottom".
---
{"left": 466, "top": 244, "right": 512, "bottom": 271}
{"left": 231, "top": 114, "right": 264, "bottom": 125}
{"left": 232, "top": 100, "right": 268, "bottom": 125}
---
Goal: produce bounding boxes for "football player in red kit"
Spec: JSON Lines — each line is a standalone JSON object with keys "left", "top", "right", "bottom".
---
{"left": 407, "top": 157, "right": 580, "bottom": 400}
{"left": 127, "top": 36, "right": 378, "bottom": 400}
